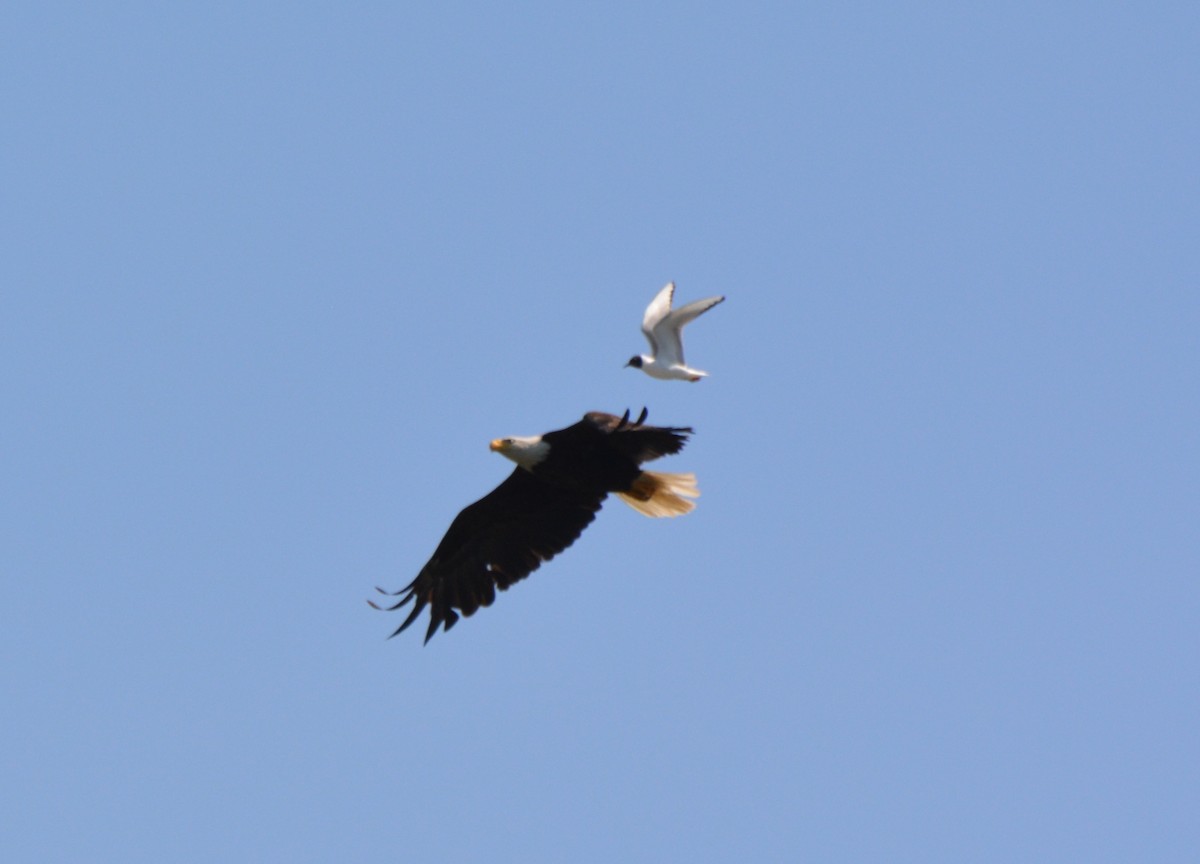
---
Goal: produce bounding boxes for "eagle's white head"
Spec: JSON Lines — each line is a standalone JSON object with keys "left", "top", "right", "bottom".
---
{"left": 489, "top": 435, "right": 550, "bottom": 470}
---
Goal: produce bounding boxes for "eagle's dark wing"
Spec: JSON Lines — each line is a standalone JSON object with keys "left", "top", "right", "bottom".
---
{"left": 583, "top": 409, "right": 693, "bottom": 464}
{"left": 373, "top": 467, "right": 604, "bottom": 643}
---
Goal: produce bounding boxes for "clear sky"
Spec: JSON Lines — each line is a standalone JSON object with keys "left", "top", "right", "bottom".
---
{"left": 4, "top": 2, "right": 1198, "bottom": 861}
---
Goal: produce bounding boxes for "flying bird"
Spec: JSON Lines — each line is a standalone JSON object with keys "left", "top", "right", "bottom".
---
{"left": 626, "top": 281, "right": 725, "bottom": 381}
{"left": 371, "top": 409, "right": 698, "bottom": 643}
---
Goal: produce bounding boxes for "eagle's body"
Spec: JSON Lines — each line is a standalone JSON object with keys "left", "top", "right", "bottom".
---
{"left": 373, "top": 409, "right": 697, "bottom": 643}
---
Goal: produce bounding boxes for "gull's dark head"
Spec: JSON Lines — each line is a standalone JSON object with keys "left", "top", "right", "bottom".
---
{"left": 625, "top": 356, "right": 644, "bottom": 369}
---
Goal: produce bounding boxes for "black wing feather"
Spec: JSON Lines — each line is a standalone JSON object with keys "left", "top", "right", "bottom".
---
{"left": 379, "top": 467, "right": 604, "bottom": 643}
{"left": 583, "top": 409, "right": 692, "bottom": 463}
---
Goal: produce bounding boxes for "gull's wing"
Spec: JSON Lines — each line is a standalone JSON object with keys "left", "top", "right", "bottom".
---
{"left": 666, "top": 295, "right": 725, "bottom": 328}
{"left": 655, "top": 294, "right": 725, "bottom": 366}
{"left": 640, "top": 282, "right": 675, "bottom": 353}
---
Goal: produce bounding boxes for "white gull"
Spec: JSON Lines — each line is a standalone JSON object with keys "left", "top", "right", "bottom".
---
{"left": 625, "top": 282, "right": 725, "bottom": 382}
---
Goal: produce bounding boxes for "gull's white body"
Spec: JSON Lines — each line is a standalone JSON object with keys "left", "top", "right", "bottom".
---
{"left": 628, "top": 282, "right": 725, "bottom": 381}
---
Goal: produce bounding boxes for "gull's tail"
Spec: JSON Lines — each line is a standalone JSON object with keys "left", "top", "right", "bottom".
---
{"left": 617, "top": 471, "right": 699, "bottom": 518}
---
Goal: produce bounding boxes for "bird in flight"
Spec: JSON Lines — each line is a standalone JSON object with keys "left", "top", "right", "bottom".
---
{"left": 371, "top": 409, "right": 698, "bottom": 643}
{"left": 626, "top": 282, "right": 725, "bottom": 381}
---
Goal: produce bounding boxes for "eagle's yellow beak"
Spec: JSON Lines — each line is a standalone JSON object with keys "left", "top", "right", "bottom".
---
{"left": 489, "top": 439, "right": 506, "bottom": 452}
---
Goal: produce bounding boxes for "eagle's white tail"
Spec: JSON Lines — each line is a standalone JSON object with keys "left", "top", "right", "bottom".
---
{"left": 617, "top": 471, "right": 699, "bottom": 518}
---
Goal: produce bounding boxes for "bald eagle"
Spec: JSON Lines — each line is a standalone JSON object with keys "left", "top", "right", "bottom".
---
{"left": 372, "top": 409, "right": 698, "bottom": 643}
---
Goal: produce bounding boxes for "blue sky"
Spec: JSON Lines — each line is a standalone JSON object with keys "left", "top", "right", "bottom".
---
{"left": 3, "top": 2, "right": 1198, "bottom": 861}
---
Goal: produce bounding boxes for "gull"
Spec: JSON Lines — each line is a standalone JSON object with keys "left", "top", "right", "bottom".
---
{"left": 625, "top": 282, "right": 725, "bottom": 381}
